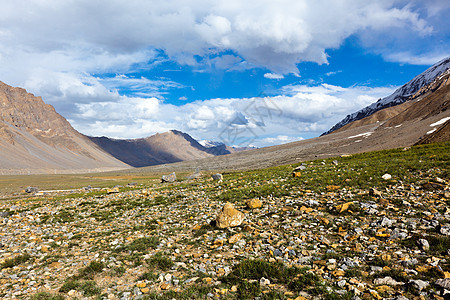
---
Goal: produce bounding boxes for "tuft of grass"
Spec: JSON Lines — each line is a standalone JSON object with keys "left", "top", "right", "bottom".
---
{"left": 59, "top": 280, "right": 81, "bottom": 293}
{"left": 223, "top": 259, "right": 301, "bottom": 285}
{"left": 237, "top": 281, "right": 261, "bottom": 299}
{"left": 373, "top": 268, "right": 408, "bottom": 283}
{"left": 59, "top": 280, "right": 101, "bottom": 296}
{"left": 1, "top": 253, "right": 31, "bottom": 269}
{"left": 344, "top": 268, "right": 362, "bottom": 278}
{"left": 30, "top": 292, "right": 65, "bottom": 300}
{"left": 193, "top": 224, "right": 216, "bottom": 237}
{"left": 79, "top": 280, "right": 101, "bottom": 296}
{"left": 223, "top": 259, "right": 353, "bottom": 299}
{"left": 369, "top": 256, "right": 391, "bottom": 267}
{"left": 288, "top": 272, "right": 322, "bottom": 292}
{"left": 117, "top": 236, "right": 159, "bottom": 253}
{"left": 138, "top": 271, "right": 158, "bottom": 281}
{"left": 110, "top": 266, "right": 126, "bottom": 277}
{"left": 400, "top": 234, "right": 450, "bottom": 255}
{"left": 146, "top": 252, "right": 174, "bottom": 271}
{"left": 77, "top": 261, "right": 105, "bottom": 280}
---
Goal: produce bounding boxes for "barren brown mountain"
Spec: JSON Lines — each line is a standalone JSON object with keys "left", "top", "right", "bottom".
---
{"left": 0, "top": 81, "right": 130, "bottom": 174}
{"left": 88, "top": 130, "right": 217, "bottom": 167}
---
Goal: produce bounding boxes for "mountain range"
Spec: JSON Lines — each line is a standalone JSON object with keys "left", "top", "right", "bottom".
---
{"left": 0, "top": 56, "right": 448, "bottom": 174}
{"left": 88, "top": 131, "right": 239, "bottom": 168}
{"left": 0, "top": 82, "right": 249, "bottom": 172}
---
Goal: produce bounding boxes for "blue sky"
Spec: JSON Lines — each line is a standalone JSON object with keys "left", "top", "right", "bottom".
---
{"left": 0, "top": 1, "right": 449, "bottom": 147}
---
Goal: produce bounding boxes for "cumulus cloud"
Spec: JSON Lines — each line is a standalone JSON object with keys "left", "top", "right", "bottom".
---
{"left": 0, "top": 1, "right": 446, "bottom": 146}
{"left": 0, "top": 0, "right": 443, "bottom": 77}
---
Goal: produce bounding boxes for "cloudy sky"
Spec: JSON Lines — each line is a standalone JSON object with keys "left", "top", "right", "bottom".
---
{"left": 0, "top": 0, "right": 449, "bottom": 147}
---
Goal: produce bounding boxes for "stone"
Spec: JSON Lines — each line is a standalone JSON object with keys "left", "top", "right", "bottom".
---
{"left": 260, "top": 277, "right": 270, "bottom": 286}
{"left": 107, "top": 187, "right": 120, "bottom": 194}
{"left": 187, "top": 168, "right": 201, "bottom": 180}
{"left": 228, "top": 233, "right": 243, "bottom": 244}
{"left": 409, "top": 279, "right": 429, "bottom": 291}
{"left": 294, "top": 165, "right": 306, "bottom": 171}
{"left": 25, "top": 186, "right": 39, "bottom": 193}
{"left": 216, "top": 203, "right": 245, "bottom": 228}
{"left": 293, "top": 171, "right": 301, "bottom": 177}
{"left": 0, "top": 211, "right": 10, "bottom": 217}
{"left": 417, "top": 239, "right": 429, "bottom": 251}
{"left": 212, "top": 173, "right": 223, "bottom": 182}
{"left": 246, "top": 198, "right": 262, "bottom": 209}
{"left": 435, "top": 278, "right": 450, "bottom": 289}
{"left": 373, "top": 276, "right": 403, "bottom": 286}
{"left": 379, "top": 217, "right": 393, "bottom": 227}
{"left": 369, "top": 188, "right": 382, "bottom": 197}
{"left": 382, "top": 174, "right": 392, "bottom": 180}
{"left": 305, "top": 200, "right": 319, "bottom": 207}
{"left": 161, "top": 172, "right": 176, "bottom": 183}
{"left": 49, "top": 262, "right": 61, "bottom": 269}
{"left": 332, "top": 270, "right": 345, "bottom": 277}
{"left": 327, "top": 185, "right": 341, "bottom": 191}
{"left": 335, "top": 201, "right": 353, "bottom": 213}
{"left": 439, "top": 224, "right": 450, "bottom": 236}
{"left": 273, "top": 249, "right": 282, "bottom": 257}
{"left": 375, "top": 285, "right": 392, "bottom": 293}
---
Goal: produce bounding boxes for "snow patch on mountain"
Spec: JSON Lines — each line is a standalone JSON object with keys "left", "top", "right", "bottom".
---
{"left": 199, "top": 140, "right": 226, "bottom": 148}
{"left": 430, "top": 117, "right": 450, "bottom": 127}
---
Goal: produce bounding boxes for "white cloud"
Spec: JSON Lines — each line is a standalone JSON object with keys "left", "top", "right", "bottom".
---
{"left": 264, "top": 73, "right": 284, "bottom": 80}
{"left": 260, "top": 135, "right": 304, "bottom": 146}
{"left": 0, "top": 0, "right": 443, "bottom": 78}
{"left": 384, "top": 51, "right": 450, "bottom": 65}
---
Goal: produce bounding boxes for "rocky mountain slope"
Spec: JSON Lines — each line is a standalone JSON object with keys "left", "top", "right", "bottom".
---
{"left": 0, "top": 81, "right": 129, "bottom": 174}
{"left": 323, "top": 56, "right": 450, "bottom": 135}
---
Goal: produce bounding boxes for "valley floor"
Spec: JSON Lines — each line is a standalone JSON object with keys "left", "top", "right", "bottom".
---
{"left": 0, "top": 142, "right": 449, "bottom": 300}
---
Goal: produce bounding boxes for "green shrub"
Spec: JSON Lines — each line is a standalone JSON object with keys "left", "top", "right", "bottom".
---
{"left": 1, "top": 254, "right": 31, "bottom": 269}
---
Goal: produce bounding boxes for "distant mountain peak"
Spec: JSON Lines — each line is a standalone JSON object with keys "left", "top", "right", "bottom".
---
{"left": 323, "top": 56, "right": 450, "bottom": 135}
{"left": 199, "top": 140, "right": 226, "bottom": 148}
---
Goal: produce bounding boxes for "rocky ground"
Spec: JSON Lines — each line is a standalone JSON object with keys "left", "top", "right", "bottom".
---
{"left": 0, "top": 143, "right": 449, "bottom": 300}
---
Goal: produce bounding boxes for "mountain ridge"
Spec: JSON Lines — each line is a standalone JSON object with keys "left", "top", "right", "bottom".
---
{"left": 323, "top": 56, "right": 450, "bottom": 135}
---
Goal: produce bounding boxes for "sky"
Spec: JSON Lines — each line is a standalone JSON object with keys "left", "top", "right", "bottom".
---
{"left": 0, "top": 0, "right": 449, "bottom": 147}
